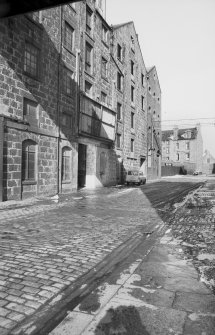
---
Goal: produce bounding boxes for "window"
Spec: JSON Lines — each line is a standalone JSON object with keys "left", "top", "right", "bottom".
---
{"left": 86, "top": 6, "right": 92, "bottom": 35}
{"left": 101, "top": 91, "right": 107, "bottom": 104}
{"left": 64, "top": 22, "right": 74, "bottom": 50}
{"left": 64, "top": 68, "right": 73, "bottom": 96}
{"left": 101, "top": 57, "right": 107, "bottom": 78}
{"left": 131, "top": 36, "right": 134, "bottom": 51}
{"left": 22, "top": 140, "right": 37, "bottom": 182}
{"left": 85, "top": 80, "right": 92, "bottom": 95}
{"left": 131, "top": 138, "right": 134, "bottom": 152}
{"left": 116, "top": 133, "right": 121, "bottom": 148}
{"left": 131, "top": 85, "right": 135, "bottom": 103}
{"left": 186, "top": 142, "right": 190, "bottom": 150}
{"left": 85, "top": 42, "right": 93, "bottom": 74}
{"left": 117, "top": 102, "right": 122, "bottom": 120}
{"left": 166, "top": 157, "right": 169, "bottom": 161}
{"left": 62, "top": 147, "right": 71, "bottom": 182}
{"left": 117, "top": 44, "right": 122, "bottom": 61}
{"left": 141, "top": 96, "right": 144, "bottom": 110}
{"left": 102, "top": 24, "right": 108, "bottom": 44}
{"left": 131, "top": 111, "right": 134, "bottom": 128}
{"left": 117, "top": 72, "right": 122, "bottom": 91}
{"left": 186, "top": 153, "right": 190, "bottom": 161}
{"left": 61, "top": 112, "right": 72, "bottom": 128}
{"left": 176, "top": 142, "right": 179, "bottom": 149}
{"left": 149, "top": 86, "right": 151, "bottom": 91}
{"left": 141, "top": 73, "right": 144, "bottom": 86}
{"left": 131, "top": 60, "right": 134, "bottom": 75}
{"left": 166, "top": 148, "right": 169, "bottom": 154}
{"left": 23, "top": 98, "right": 38, "bottom": 127}
{"left": 24, "top": 42, "right": 39, "bottom": 78}
{"left": 176, "top": 153, "right": 179, "bottom": 161}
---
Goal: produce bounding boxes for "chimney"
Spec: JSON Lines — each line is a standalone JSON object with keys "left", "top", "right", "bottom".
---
{"left": 173, "top": 125, "right": 178, "bottom": 140}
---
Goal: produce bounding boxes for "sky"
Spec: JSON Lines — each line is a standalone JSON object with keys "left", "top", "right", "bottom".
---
{"left": 106, "top": 0, "right": 215, "bottom": 157}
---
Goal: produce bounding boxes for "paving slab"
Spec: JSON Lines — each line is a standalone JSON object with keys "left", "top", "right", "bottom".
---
{"left": 173, "top": 291, "right": 215, "bottom": 313}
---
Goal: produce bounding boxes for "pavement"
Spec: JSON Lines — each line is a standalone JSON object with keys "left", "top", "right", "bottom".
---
{"left": 0, "top": 177, "right": 214, "bottom": 334}
{"left": 50, "top": 228, "right": 215, "bottom": 335}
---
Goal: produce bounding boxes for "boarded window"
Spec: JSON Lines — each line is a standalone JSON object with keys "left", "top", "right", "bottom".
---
{"left": 62, "top": 147, "right": 71, "bottom": 181}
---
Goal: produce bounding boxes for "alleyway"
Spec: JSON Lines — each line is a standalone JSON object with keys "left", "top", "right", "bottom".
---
{"left": 0, "top": 178, "right": 214, "bottom": 334}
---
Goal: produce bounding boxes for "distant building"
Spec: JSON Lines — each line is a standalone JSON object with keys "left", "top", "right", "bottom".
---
{"left": 162, "top": 126, "right": 203, "bottom": 174}
{"left": 146, "top": 66, "right": 162, "bottom": 180}
{"left": 203, "top": 150, "right": 215, "bottom": 175}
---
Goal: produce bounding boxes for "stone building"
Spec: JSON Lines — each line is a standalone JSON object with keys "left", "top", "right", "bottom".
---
{"left": 203, "top": 150, "right": 215, "bottom": 175}
{"left": 162, "top": 126, "right": 203, "bottom": 174}
{"left": 0, "top": 0, "right": 161, "bottom": 201}
{"left": 77, "top": 0, "right": 117, "bottom": 188}
{"left": 0, "top": 4, "right": 80, "bottom": 201}
{"left": 146, "top": 66, "right": 161, "bottom": 180}
{"left": 112, "top": 22, "right": 148, "bottom": 183}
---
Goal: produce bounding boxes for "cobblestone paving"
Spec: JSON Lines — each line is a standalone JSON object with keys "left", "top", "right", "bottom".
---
{"left": 0, "top": 187, "right": 163, "bottom": 334}
{"left": 165, "top": 180, "right": 215, "bottom": 293}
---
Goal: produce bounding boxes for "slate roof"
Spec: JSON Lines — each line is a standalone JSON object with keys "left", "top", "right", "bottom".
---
{"left": 162, "top": 127, "right": 198, "bottom": 141}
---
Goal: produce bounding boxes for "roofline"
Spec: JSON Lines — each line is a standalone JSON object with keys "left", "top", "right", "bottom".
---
{"left": 147, "top": 66, "right": 162, "bottom": 93}
{"left": 112, "top": 21, "right": 147, "bottom": 73}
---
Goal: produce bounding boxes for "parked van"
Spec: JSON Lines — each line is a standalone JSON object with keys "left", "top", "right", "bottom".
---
{"left": 125, "top": 170, "right": 146, "bottom": 186}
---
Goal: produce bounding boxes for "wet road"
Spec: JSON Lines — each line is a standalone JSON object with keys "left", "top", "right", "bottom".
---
{"left": 0, "top": 179, "right": 204, "bottom": 335}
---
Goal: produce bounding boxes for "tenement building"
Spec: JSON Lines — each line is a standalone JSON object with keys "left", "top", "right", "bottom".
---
{"left": 162, "top": 125, "right": 203, "bottom": 174}
{"left": 146, "top": 66, "right": 161, "bottom": 180}
{"left": 112, "top": 22, "right": 148, "bottom": 183}
{"left": 0, "top": 5, "right": 80, "bottom": 201}
{"left": 77, "top": 0, "right": 117, "bottom": 188}
{"left": 0, "top": 0, "right": 161, "bottom": 201}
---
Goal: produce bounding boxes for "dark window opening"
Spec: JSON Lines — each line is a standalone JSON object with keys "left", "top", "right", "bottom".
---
{"left": 85, "top": 42, "right": 93, "bottom": 74}
{"left": 22, "top": 140, "right": 36, "bottom": 182}
{"left": 64, "top": 22, "right": 74, "bottom": 50}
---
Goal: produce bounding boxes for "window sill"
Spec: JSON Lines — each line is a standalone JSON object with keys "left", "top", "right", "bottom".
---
{"left": 102, "top": 40, "right": 109, "bottom": 49}
{"left": 63, "top": 45, "right": 76, "bottom": 57}
{"left": 23, "top": 73, "right": 40, "bottom": 83}
{"left": 101, "top": 76, "right": 108, "bottom": 83}
{"left": 62, "top": 180, "right": 72, "bottom": 184}
{"left": 85, "top": 31, "right": 95, "bottom": 43}
{"left": 22, "top": 180, "right": 37, "bottom": 185}
{"left": 117, "top": 89, "right": 123, "bottom": 94}
{"left": 84, "top": 71, "right": 95, "bottom": 80}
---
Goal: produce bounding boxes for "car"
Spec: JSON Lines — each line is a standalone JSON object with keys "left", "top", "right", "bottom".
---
{"left": 193, "top": 171, "right": 202, "bottom": 175}
{"left": 125, "top": 170, "right": 146, "bottom": 186}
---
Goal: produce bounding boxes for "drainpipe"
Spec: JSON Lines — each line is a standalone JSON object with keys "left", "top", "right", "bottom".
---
{"left": 0, "top": 116, "right": 4, "bottom": 202}
{"left": 56, "top": 6, "right": 63, "bottom": 195}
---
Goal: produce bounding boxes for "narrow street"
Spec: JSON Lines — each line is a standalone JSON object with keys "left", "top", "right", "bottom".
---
{"left": 0, "top": 178, "right": 215, "bottom": 334}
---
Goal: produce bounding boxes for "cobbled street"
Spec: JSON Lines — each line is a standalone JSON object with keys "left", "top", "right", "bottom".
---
{"left": 0, "top": 178, "right": 214, "bottom": 334}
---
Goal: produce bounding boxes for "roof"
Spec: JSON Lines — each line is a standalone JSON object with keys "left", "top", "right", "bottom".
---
{"left": 146, "top": 66, "right": 161, "bottom": 93}
{"left": 112, "top": 21, "right": 133, "bottom": 30}
{"left": 146, "top": 66, "right": 155, "bottom": 73}
{"left": 162, "top": 127, "right": 198, "bottom": 141}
